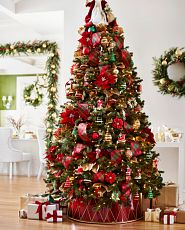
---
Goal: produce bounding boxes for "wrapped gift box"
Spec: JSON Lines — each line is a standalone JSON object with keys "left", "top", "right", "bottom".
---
{"left": 157, "top": 185, "right": 178, "bottom": 208}
{"left": 46, "top": 210, "right": 63, "bottom": 223}
{"left": 144, "top": 208, "right": 161, "bottom": 222}
{"left": 20, "top": 194, "right": 48, "bottom": 210}
{"left": 163, "top": 214, "right": 175, "bottom": 225}
{"left": 19, "top": 209, "right": 27, "bottom": 219}
{"left": 176, "top": 211, "right": 185, "bottom": 223}
{"left": 27, "top": 203, "right": 58, "bottom": 220}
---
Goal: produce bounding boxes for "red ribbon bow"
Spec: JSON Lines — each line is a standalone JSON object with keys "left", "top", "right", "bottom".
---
{"left": 46, "top": 210, "right": 62, "bottom": 222}
{"left": 35, "top": 201, "right": 50, "bottom": 220}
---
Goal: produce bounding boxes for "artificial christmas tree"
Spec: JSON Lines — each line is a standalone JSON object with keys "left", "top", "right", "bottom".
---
{"left": 45, "top": 0, "right": 163, "bottom": 223}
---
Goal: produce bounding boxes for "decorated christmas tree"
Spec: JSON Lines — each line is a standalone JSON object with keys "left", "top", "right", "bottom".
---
{"left": 45, "top": 0, "right": 163, "bottom": 222}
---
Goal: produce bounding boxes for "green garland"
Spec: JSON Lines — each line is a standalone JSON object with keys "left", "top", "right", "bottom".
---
{"left": 153, "top": 47, "right": 185, "bottom": 97}
{"left": 23, "top": 83, "right": 44, "bottom": 107}
{"left": 0, "top": 40, "right": 60, "bottom": 148}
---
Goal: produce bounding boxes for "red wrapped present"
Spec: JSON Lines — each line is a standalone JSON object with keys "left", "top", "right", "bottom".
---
{"left": 46, "top": 210, "right": 63, "bottom": 223}
{"left": 163, "top": 213, "right": 175, "bottom": 225}
{"left": 27, "top": 202, "right": 58, "bottom": 220}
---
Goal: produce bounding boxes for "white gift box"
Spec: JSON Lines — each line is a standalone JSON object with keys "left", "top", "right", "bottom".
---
{"left": 46, "top": 210, "right": 63, "bottom": 223}
{"left": 27, "top": 203, "right": 58, "bottom": 220}
{"left": 163, "top": 214, "right": 175, "bottom": 225}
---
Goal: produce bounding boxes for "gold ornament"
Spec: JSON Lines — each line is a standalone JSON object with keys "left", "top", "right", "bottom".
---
{"left": 52, "top": 70, "right": 56, "bottom": 74}
{"left": 104, "top": 128, "right": 112, "bottom": 144}
{"left": 113, "top": 67, "right": 119, "bottom": 75}
{"left": 52, "top": 113, "right": 57, "bottom": 119}
{"left": 42, "top": 43, "right": 47, "bottom": 48}
{"left": 175, "top": 49, "right": 182, "bottom": 57}
{"left": 49, "top": 53, "right": 55, "bottom": 57}
{"left": 50, "top": 87, "right": 57, "bottom": 92}
{"left": 101, "top": 37, "right": 109, "bottom": 48}
{"left": 125, "top": 149, "right": 133, "bottom": 158}
{"left": 51, "top": 64, "right": 56, "bottom": 69}
{"left": 159, "top": 78, "right": 166, "bottom": 85}
{"left": 27, "top": 49, "right": 32, "bottom": 53}
{"left": 47, "top": 128, "right": 52, "bottom": 133}
{"left": 162, "top": 60, "right": 167, "bottom": 66}
{"left": 48, "top": 104, "right": 54, "bottom": 109}
{"left": 37, "top": 48, "right": 41, "bottom": 53}
{"left": 133, "top": 119, "right": 140, "bottom": 130}
{"left": 10, "top": 45, "right": 14, "bottom": 50}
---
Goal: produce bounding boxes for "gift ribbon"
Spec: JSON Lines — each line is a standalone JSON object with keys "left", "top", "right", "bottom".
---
{"left": 35, "top": 201, "right": 50, "bottom": 220}
{"left": 46, "top": 210, "right": 62, "bottom": 222}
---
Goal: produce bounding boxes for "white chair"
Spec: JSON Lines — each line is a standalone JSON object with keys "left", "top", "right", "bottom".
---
{"left": 0, "top": 127, "right": 32, "bottom": 179}
{"left": 36, "top": 128, "right": 46, "bottom": 180}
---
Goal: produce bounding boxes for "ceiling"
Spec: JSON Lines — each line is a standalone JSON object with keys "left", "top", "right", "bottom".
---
{"left": 0, "top": 0, "right": 64, "bottom": 74}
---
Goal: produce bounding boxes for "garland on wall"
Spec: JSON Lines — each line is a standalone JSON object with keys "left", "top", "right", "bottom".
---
{"left": 0, "top": 40, "right": 60, "bottom": 147}
{"left": 153, "top": 47, "right": 185, "bottom": 97}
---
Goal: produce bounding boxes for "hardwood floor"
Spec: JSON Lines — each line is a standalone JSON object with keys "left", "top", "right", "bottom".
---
{"left": 0, "top": 175, "right": 185, "bottom": 230}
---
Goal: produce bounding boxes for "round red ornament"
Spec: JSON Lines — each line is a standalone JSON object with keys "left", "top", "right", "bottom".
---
{"left": 92, "top": 132, "right": 99, "bottom": 140}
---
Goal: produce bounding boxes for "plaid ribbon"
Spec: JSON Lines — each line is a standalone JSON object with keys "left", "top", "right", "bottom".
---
{"left": 78, "top": 103, "right": 89, "bottom": 120}
{"left": 121, "top": 50, "right": 131, "bottom": 68}
{"left": 92, "top": 32, "right": 101, "bottom": 46}
{"left": 130, "top": 142, "right": 142, "bottom": 156}
{"left": 89, "top": 49, "right": 99, "bottom": 65}
{"left": 114, "top": 36, "right": 124, "bottom": 49}
{"left": 111, "top": 150, "right": 122, "bottom": 164}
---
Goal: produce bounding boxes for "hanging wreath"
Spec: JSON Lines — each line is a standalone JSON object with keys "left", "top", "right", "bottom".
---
{"left": 23, "top": 82, "right": 44, "bottom": 107}
{"left": 153, "top": 47, "right": 185, "bottom": 97}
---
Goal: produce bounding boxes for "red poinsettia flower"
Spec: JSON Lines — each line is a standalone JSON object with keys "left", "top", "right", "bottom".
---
{"left": 60, "top": 108, "right": 79, "bottom": 126}
{"left": 56, "top": 153, "right": 64, "bottom": 162}
{"left": 105, "top": 172, "right": 116, "bottom": 184}
{"left": 48, "top": 145, "right": 57, "bottom": 153}
{"left": 112, "top": 118, "right": 124, "bottom": 129}
{"left": 95, "top": 65, "right": 117, "bottom": 89}
{"left": 79, "top": 31, "right": 93, "bottom": 47}
{"left": 45, "top": 153, "right": 55, "bottom": 162}
{"left": 141, "top": 128, "right": 156, "bottom": 144}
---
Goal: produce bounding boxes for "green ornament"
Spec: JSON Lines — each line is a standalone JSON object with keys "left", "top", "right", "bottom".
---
{"left": 88, "top": 26, "right": 96, "bottom": 33}
{"left": 110, "top": 53, "right": 116, "bottom": 62}
{"left": 148, "top": 187, "right": 153, "bottom": 199}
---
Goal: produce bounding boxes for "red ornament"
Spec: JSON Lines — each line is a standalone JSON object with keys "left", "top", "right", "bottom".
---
{"left": 76, "top": 166, "right": 83, "bottom": 174}
{"left": 83, "top": 46, "right": 91, "bottom": 55}
{"left": 133, "top": 192, "right": 140, "bottom": 202}
{"left": 112, "top": 118, "right": 124, "bottom": 129}
{"left": 105, "top": 172, "right": 116, "bottom": 184}
{"left": 153, "top": 159, "right": 158, "bottom": 168}
{"left": 137, "top": 85, "right": 142, "bottom": 92}
{"left": 92, "top": 132, "right": 99, "bottom": 140}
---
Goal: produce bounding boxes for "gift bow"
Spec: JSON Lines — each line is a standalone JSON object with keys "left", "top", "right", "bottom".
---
{"left": 46, "top": 210, "right": 62, "bottom": 222}
{"left": 35, "top": 201, "right": 50, "bottom": 220}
